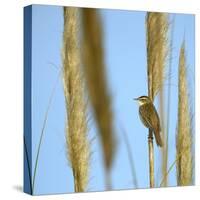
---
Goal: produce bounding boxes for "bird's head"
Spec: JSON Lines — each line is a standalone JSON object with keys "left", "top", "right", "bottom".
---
{"left": 134, "top": 96, "right": 151, "bottom": 105}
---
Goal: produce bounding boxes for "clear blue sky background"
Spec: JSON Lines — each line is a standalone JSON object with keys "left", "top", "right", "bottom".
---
{"left": 31, "top": 5, "right": 195, "bottom": 195}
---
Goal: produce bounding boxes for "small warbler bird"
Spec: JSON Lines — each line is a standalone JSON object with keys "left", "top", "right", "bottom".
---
{"left": 134, "top": 95, "right": 163, "bottom": 147}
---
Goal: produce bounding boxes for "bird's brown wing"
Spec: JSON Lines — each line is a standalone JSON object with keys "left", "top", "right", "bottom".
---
{"left": 139, "top": 103, "right": 163, "bottom": 147}
{"left": 139, "top": 106, "right": 152, "bottom": 128}
{"left": 139, "top": 103, "right": 160, "bottom": 130}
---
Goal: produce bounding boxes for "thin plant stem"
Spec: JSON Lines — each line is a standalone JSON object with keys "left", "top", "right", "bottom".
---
{"left": 163, "top": 15, "right": 175, "bottom": 186}
{"left": 24, "top": 135, "right": 33, "bottom": 194}
{"left": 160, "top": 157, "right": 177, "bottom": 187}
{"left": 32, "top": 69, "right": 61, "bottom": 193}
{"left": 160, "top": 147, "right": 188, "bottom": 187}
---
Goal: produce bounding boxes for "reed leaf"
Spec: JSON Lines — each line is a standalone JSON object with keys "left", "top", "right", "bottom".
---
{"left": 62, "top": 7, "right": 90, "bottom": 192}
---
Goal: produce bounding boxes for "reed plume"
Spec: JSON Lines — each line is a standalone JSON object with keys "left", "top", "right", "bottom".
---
{"left": 62, "top": 7, "right": 90, "bottom": 192}
{"left": 146, "top": 12, "right": 169, "bottom": 101}
{"left": 81, "top": 8, "right": 115, "bottom": 188}
{"left": 176, "top": 42, "right": 192, "bottom": 186}
{"left": 146, "top": 12, "right": 169, "bottom": 187}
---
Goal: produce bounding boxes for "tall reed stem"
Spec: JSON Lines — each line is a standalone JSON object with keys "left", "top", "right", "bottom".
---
{"left": 148, "top": 131, "right": 154, "bottom": 187}
{"left": 146, "top": 12, "right": 168, "bottom": 187}
{"left": 148, "top": 54, "right": 154, "bottom": 187}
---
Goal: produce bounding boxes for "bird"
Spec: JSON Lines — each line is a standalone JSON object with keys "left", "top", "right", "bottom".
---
{"left": 134, "top": 95, "right": 163, "bottom": 147}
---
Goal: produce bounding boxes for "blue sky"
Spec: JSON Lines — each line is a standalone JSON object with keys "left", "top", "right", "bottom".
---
{"left": 30, "top": 5, "right": 195, "bottom": 195}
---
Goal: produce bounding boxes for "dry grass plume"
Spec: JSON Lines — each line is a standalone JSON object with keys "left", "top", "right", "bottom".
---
{"left": 81, "top": 8, "right": 115, "bottom": 188}
{"left": 62, "top": 7, "right": 90, "bottom": 192}
{"left": 146, "top": 12, "right": 169, "bottom": 101}
{"left": 176, "top": 42, "right": 192, "bottom": 186}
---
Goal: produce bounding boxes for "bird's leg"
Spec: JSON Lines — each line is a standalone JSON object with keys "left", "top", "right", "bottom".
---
{"left": 148, "top": 130, "right": 153, "bottom": 140}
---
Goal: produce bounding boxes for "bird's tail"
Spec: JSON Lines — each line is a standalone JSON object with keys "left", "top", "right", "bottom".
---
{"left": 154, "top": 131, "right": 163, "bottom": 147}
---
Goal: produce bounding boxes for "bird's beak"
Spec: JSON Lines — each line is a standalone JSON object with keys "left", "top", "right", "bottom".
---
{"left": 133, "top": 98, "right": 138, "bottom": 101}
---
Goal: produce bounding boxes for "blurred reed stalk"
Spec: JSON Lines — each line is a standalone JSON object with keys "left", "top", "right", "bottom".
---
{"left": 81, "top": 8, "right": 115, "bottom": 189}
{"left": 146, "top": 12, "right": 169, "bottom": 187}
{"left": 176, "top": 42, "right": 192, "bottom": 186}
{"left": 62, "top": 7, "right": 90, "bottom": 192}
{"left": 120, "top": 125, "right": 138, "bottom": 188}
